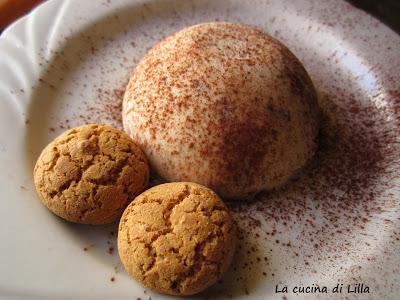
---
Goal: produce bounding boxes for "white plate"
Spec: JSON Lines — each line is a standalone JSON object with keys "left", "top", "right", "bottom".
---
{"left": 0, "top": 0, "right": 399, "bottom": 299}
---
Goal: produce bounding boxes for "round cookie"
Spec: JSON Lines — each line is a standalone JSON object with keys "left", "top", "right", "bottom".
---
{"left": 118, "top": 182, "right": 236, "bottom": 295}
{"left": 33, "top": 124, "right": 149, "bottom": 225}
{"left": 123, "top": 22, "right": 320, "bottom": 200}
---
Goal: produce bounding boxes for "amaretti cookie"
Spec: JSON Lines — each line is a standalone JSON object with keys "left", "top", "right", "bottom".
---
{"left": 118, "top": 182, "right": 236, "bottom": 295}
{"left": 33, "top": 124, "right": 149, "bottom": 224}
{"left": 123, "top": 22, "right": 320, "bottom": 199}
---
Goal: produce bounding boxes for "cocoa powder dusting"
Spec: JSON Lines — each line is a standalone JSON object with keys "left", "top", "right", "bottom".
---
{"left": 64, "top": 82, "right": 127, "bottom": 130}
{"left": 225, "top": 80, "right": 400, "bottom": 290}
{"left": 32, "top": 2, "right": 399, "bottom": 298}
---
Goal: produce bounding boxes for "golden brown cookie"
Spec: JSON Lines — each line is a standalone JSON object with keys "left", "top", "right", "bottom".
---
{"left": 123, "top": 22, "right": 320, "bottom": 199}
{"left": 33, "top": 124, "right": 149, "bottom": 225}
{"left": 118, "top": 182, "right": 236, "bottom": 295}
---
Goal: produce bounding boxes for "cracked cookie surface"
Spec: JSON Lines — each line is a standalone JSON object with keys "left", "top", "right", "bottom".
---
{"left": 33, "top": 124, "right": 149, "bottom": 224}
{"left": 118, "top": 182, "right": 236, "bottom": 295}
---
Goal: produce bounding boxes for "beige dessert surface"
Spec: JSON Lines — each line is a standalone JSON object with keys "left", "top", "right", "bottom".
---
{"left": 123, "top": 22, "right": 320, "bottom": 199}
